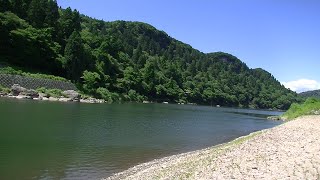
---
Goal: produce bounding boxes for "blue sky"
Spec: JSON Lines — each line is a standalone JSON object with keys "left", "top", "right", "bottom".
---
{"left": 57, "top": 0, "right": 320, "bottom": 92}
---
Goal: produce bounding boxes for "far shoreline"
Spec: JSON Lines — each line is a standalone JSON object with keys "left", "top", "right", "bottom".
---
{"left": 0, "top": 93, "right": 287, "bottom": 114}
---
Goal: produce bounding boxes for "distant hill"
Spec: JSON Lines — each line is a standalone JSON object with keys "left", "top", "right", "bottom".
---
{"left": 299, "top": 90, "right": 320, "bottom": 98}
{"left": 0, "top": 0, "right": 300, "bottom": 109}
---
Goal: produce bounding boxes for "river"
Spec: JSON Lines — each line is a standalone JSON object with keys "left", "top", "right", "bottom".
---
{"left": 0, "top": 98, "right": 282, "bottom": 180}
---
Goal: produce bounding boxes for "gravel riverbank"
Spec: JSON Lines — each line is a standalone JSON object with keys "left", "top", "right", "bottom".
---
{"left": 105, "top": 115, "right": 320, "bottom": 180}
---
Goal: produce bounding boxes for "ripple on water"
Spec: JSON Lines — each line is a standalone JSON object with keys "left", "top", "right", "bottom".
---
{"left": 0, "top": 99, "right": 283, "bottom": 179}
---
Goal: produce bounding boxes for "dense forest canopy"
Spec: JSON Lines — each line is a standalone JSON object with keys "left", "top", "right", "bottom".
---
{"left": 0, "top": 0, "right": 301, "bottom": 109}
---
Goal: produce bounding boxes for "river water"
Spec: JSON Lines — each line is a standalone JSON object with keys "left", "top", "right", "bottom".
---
{"left": 0, "top": 98, "right": 282, "bottom": 180}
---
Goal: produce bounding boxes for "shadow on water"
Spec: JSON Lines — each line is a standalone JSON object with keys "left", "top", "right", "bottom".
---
{"left": 225, "top": 111, "right": 272, "bottom": 119}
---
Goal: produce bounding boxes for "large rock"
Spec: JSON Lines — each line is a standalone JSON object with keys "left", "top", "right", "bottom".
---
{"left": 63, "top": 90, "right": 81, "bottom": 101}
{"left": 21, "top": 89, "right": 39, "bottom": 98}
{"left": 11, "top": 84, "right": 39, "bottom": 98}
{"left": 11, "top": 84, "right": 27, "bottom": 96}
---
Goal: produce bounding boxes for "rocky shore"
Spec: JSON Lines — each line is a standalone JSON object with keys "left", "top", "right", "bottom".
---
{"left": 0, "top": 84, "right": 105, "bottom": 103}
{"left": 105, "top": 115, "right": 320, "bottom": 180}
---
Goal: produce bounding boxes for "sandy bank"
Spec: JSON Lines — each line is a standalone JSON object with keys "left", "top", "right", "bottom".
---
{"left": 105, "top": 115, "right": 320, "bottom": 180}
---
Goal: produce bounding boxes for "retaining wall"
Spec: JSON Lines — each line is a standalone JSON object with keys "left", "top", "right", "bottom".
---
{"left": 0, "top": 74, "right": 77, "bottom": 90}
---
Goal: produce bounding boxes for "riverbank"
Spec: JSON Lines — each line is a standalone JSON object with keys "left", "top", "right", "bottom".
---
{"left": 0, "top": 94, "right": 105, "bottom": 103}
{"left": 0, "top": 84, "right": 105, "bottom": 104}
{"left": 105, "top": 115, "right": 320, "bottom": 179}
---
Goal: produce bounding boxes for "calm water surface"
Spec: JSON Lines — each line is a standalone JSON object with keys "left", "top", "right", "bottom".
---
{"left": 0, "top": 98, "right": 283, "bottom": 180}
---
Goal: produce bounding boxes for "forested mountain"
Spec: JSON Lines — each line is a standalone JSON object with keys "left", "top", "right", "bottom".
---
{"left": 0, "top": 0, "right": 300, "bottom": 109}
{"left": 299, "top": 90, "right": 320, "bottom": 99}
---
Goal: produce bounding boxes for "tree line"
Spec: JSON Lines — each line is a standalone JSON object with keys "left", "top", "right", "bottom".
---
{"left": 299, "top": 90, "right": 320, "bottom": 99}
{"left": 0, "top": 0, "right": 301, "bottom": 109}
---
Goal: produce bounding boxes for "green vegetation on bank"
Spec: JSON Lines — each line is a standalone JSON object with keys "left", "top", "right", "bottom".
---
{"left": 36, "top": 87, "right": 65, "bottom": 98}
{"left": 0, "top": 1, "right": 302, "bottom": 108}
{"left": 0, "top": 85, "right": 10, "bottom": 94}
{"left": 282, "top": 98, "right": 320, "bottom": 120}
{"left": 0, "top": 66, "right": 69, "bottom": 82}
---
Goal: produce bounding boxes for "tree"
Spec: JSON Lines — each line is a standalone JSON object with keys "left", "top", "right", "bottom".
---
{"left": 166, "top": 62, "right": 183, "bottom": 87}
{"left": 59, "top": 7, "right": 81, "bottom": 45}
{"left": 118, "top": 66, "right": 141, "bottom": 93}
{"left": 72, "top": 10, "right": 81, "bottom": 32}
{"left": 0, "top": 0, "right": 11, "bottom": 12}
{"left": 27, "top": 0, "right": 47, "bottom": 28}
{"left": 142, "top": 57, "right": 157, "bottom": 95}
{"left": 82, "top": 70, "right": 100, "bottom": 93}
{"left": 94, "top": 47, "right": 121, "bottom": 80}
{"left": 45, "top": 0, "right": 59, "bottom": 33}
{"left": 64, "top": 31, "right": 85, "bottom": 81}
{"left": 11, "top": 0, "right": 29, "bottom": 18}
{"left": 0, "top": 6, "right": 300, "bottom": 109}
{"left": 0, "top": 12, "right": 61, "bottom": 73}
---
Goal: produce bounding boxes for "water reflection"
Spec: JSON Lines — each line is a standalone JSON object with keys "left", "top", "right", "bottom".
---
{"left": 0, "top": 99, "right": 282, "bottom": 179}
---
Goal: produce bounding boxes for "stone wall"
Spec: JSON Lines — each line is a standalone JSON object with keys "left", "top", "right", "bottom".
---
{"left": 0, "top": 74, "right": 77, "bottom": 90}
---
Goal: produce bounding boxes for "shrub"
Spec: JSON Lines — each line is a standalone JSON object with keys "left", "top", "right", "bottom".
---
{"left": 128, "top": 89, "right": 145, "bottom": 102}
{"left": 36, "top": 87, "right": 47, "bottom": 93}
{"left": 0, "top": 85, "right": 10, "bottom": 94}
{"left": 282, "top": 98, "right": 320, "bottom": 120}
{"left": 96, "top": 87, "right": 113, "bottom": 102}
{"left": 37, "top": 88, "right": 65, "bottom": 98}
{"left": 111, "top": 92, "right": 120, "bottom": 102}
{"left": 79, "top": 93, "right": 92, "bottom": 100}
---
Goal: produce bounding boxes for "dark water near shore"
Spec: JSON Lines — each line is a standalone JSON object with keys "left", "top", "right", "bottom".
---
{"left": 0, "top": 98, "right": 282, "bottom": 180}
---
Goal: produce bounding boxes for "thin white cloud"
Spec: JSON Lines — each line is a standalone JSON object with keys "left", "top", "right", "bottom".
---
{"left": 282, "top": 79, "right": 320, "bottom": 93}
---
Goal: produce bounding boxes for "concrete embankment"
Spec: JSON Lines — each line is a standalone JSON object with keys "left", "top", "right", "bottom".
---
{"left": 105, "top": 115, "right": 320, "bottom": 180}
{"left": 0, "top": 74, "right": 77, "bottom": 90}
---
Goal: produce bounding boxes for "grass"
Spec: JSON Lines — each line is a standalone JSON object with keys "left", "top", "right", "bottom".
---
{"left": 0, "top": 85, "right": 10, "bottom": 94}
{"left": 36, "top": 87, "right": 66, "bottom": 98}
{"left": 282, "top": 97, "right": 320, "bottom": 120}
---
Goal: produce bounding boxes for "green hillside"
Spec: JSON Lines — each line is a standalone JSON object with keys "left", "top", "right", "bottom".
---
{"left": 0, "top": 0, "right": 300, "bottom": 109}
{"left": 299, "top": 90, "right": 320, "bottom": 99}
